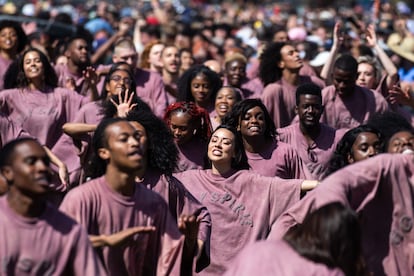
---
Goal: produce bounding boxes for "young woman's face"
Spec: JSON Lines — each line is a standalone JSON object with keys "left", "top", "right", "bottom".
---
{"left": 387, "top": 130, "right": 414, "bottom": 154}
{"left": 191, "top": 73, "right": 211, "bottom": 106}
{"left": 239, "top": 106, "right": 266, "bottom": 138}
{"left": 105, "top": 69, "right": 132, "bottom": 96}
{"left": 148, "top": 43, "right": 164, "bottom": 69}
{"left": 356, "top": 63, "right": 376, "bottom": 89}
{"left": 180, "top": 51, "right": 194, "bottom": 72}
{"left": 215, "top": 87, "right": 238, "bottom": 118}
{"left": 23, "top": 51, "right": 44, "bottom": 82}
{"left": 0, "top": 27, "right": 18, "bottom": 51}
{"left": 168, "top": 111, "right": 196, "bottom": 145}
{"left": 348, "top": 132, "right": 381, "bottom": 163}
{"left": 207, "top": 128, "right": 235, "bottom": 166}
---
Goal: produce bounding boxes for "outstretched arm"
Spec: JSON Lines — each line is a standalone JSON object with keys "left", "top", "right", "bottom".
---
{"left": 89, "top": 226, "right": 156, "bottom": 247}
{"left": 320, "top": 21, "right": 343, "bottom": 83}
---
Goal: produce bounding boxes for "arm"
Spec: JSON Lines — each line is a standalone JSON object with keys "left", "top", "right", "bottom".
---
{"left": 300, "top": 180, "right": 319, "bottom": 192}
{"left": 62, "top": 123, "right": 97, "bottom": 137}
{"left": 43, "top": 146, "right": 69, "bottom": 187}
{"left": 82, "top": 66, "right": 100, "bottom": 102}
{"left": 320, "top": 21, "right": 342, "bottom": 82}
{"left": 89, "top": 226, "right": 155, "bottom": 248}
{"left": 366, "top": 24, "right": 399, "bottom": 90}
{"left": 90, "top": 23, "right": 130, "bottom": 65}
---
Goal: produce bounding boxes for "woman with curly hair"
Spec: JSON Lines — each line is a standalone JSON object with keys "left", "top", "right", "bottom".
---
{"left": 259, "top": 42, "right": 325, "bottom": 128}
{"left": 222, "top": 98, "right": 312, "bottom": 179}
{"left": 0, "top": 20, "right": 27, "bottom": 90}
{"left": 325, "top": 125, "right": 383, "bottom": 176}
{"left": 0, "top": 47, "right": 87, "bottom": 150}
{"left": 164, "top": 101, "right": 212, "bottom": 172}
{"left": 177, "top": 64, "right": 222, "bottom": 115}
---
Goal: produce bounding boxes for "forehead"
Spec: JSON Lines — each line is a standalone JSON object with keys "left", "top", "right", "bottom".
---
{"left": 13, "top": 141, "right": 46, "bottom": 161}
{"left": 106, "top": 121, "right": 136, "bottom": 137}
{"left": 170, "top": 110, "right": 192, "bottom": 122}
{"left": 245, "top": 105, "right": 264, "bottom": 114}
{"left": 217, "top": 87, "right": 235, "bottom": 96}
{"left": 390, "top": 131, "right": 414, "bottom": 141}
{"left": 333, "top": 68, "right": 355, "bottom": 78}
{"left": 228, "top": 60, "right": 246, "bottom": 67}
{"left": 0, "top": 27, "right": 16, "bottom": 33}
{"left": 70, "top": 39, "right": 87, "bottom": 48}
{"left": 192, "top": 73, "right": 208, "bottom": 81}
{"left": 24, "top": 51, "right": 40, "bottom": 60}
{"left": 354, "top": 132, "right": 378, "bottom": 144}
{"left": 150, "top": 44, "right": 164, "bottom": 52}
{"left": 358, "top": 63, "right": 374, "bottom": 71}
{"left": 111, "top": 69, "right": 130, "bottom": 77}
{"left": 162, "top": 46, "right": 178, "bottom": 56}
{"left": 280, "top": 45, "right": 296, "bottom": 54}
{"left": 211, "top": 128, "right": 234, "bottom": 140}
{"left": 298, "top": 94, "right": 321, "bottom": 104}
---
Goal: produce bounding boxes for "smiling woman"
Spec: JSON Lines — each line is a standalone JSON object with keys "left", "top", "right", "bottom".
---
{"left": 174, "top": 124, "right": 317, "bottom": 275}
{"left": 222, "top": 99, "right": 312, "bottom": 179}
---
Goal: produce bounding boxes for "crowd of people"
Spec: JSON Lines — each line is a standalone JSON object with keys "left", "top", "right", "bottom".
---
{"left": 0, "top": 0, "right": 414, "bottom": 275}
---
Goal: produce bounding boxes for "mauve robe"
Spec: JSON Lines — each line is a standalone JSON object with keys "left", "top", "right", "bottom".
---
{"left": 320, "top": 84, "right": 389, "bottom": 129}
{"left": 261, "top": 75, "right": 325, "bottom": 128}
{"left": 224, "top": 239, "right": 344, "bottom": 276}
{"left": 60, "top": 176, "right": 184, "bottom": 276}
{"left": 0, "top": 196, "right": 106, "bottom": 275}
{"left": 143, "top": 169, "right": 211, "bottom": 271}
{"left": 55, "top": 64, "right": 89, "bottom": 96}
{"left": 270, "top": 154, "right": 414, "bottom": 276}
{"left": 0, "top": 55, "right": 12, "bottom": 90}
{"left": 51, "top": 101, "right": 103, "bottom": 187}
{"left": 175, "top": 139, "right": 207, "bottom": 172}
{"left": 173, "top": 169, "right": 302, "bottom": 275}
{"left": 223, "top": 77, "right": 263, "bottom": 99}
{"left": 0, "top": 115, "right": 31, "bottom": 147}
{"left": 247, "top": 139, "right": 313, "bottom": 179}
{"left": 0, "top": 87, "right": 87, "bottom": 149}
{"left": 277, "top": 123, "right": 347, "bottom": 180}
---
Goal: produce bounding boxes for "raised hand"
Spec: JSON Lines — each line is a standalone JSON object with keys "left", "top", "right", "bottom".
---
{"left": 110, "top": 89, "right": 138, "bottom": 118}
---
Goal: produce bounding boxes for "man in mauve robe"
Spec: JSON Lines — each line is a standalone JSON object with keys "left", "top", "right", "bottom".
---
{"left": 320, "top": 54, "right": 389, "bottom": 129}
{"left": 270, "top": 153, "right": 414, "bottom": 275}
{"left": 60, "top": 119, "right": 185, "bottom": 275}
{"left": 277, "top": 83, "right": 347, "bottom": 180}
{"left": 0, "top": 138, "right": 105, "bottom": 275}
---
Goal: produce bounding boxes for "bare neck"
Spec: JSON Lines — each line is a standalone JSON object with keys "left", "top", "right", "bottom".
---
{"left": 7, "top": 187, "right": 46, "bottom": 218}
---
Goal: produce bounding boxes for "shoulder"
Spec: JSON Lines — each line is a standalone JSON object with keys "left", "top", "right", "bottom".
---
{"left": 263, "top": 82, "right": 283, "bottom": 93}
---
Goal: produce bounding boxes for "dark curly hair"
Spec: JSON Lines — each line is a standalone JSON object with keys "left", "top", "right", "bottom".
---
{"left": 7, "top": 48, "right": 58, "bottom": 89}
{"left": 176, "top": 64, "right": 222, "bottom": 106}
{"left": 326, "top": 125, "right": 382, "bottom": 176}
{"left": 222, "top": 98, "right": 277, "bottom": 140}
{"left": 259, "top": 42, "right": 287, "bottom": 86}
{"left": 127, "top": 109, "right": 178, "bottom": 175}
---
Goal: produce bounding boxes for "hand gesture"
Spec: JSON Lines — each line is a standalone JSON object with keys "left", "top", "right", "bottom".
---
{"left": 365, "top": 24, "right": 377, "bottom": 48}
{"left": 178, "top": 215, "right": 200, "bottom": 249}
{"left": 83, "top": 66, "right": 98, "bottom": 86}
{"left": 110, "top": 89, "right": 138, "bottom": 118}
{"left": 58, "top": 164, "right": 69, "bottom": 189}
{"left": 388, "top": 84, "right": 414, "bottom": 106}
{"left": 105, "top": 226, "right": 156, "bottom": 247}
{"left": 333, "top": 21, "right": 344, "bottom": 48}
{"left": 64, "top": 77, "right": 76, "bottom": 91}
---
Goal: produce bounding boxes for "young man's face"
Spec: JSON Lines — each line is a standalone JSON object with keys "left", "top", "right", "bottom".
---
{"left": 100, "top": 121, "right": 147, "bottom": 173}
{"left": 2, "top": 140, "right": 52, "bottom": 196}
{"left": 332, "top": 68, "right": 357, "bottom": 97}
{"left": 296, "top": 94, "right": 323, "bottom": 129}
{"left": 67, "top": 38, "right": 90, "bottom": 67}
{"left": 161, "top": 46, "right": 179, "bottom": 75}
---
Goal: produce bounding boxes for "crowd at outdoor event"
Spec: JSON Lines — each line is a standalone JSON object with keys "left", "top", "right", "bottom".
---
{"left": 0, "top": 0, "right": 414, "bottom": 275}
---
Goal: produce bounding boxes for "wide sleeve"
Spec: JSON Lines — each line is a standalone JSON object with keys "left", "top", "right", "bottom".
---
{"left": 165, "top": 175, "right": 212, "bottom": 272}
{"left": 70, "top": 224, "right": 108, "bottom": 275}
{"left": 267, "top": 176, "right": 302, "bottom": 232}
{"left": 269, "top": 154, "right": 414, "bottom": 240}
{"left": 149, "top": 73, "right": 168, "bottom": 118}
{"left": 59, "top": 88, "right": 89, "bottom": 122}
